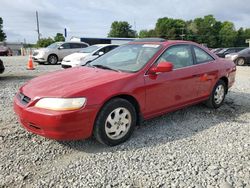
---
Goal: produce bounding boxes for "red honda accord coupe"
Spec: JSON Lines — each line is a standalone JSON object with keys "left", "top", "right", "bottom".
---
{"left": 14, "top": 39, "right": 236, "bottom": 146}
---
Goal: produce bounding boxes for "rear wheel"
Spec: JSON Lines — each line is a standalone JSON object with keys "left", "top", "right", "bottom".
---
{"left": 94, "top": 98, "right": 137, "bottom": 146}
{"left": 236, "top": 58, "right": 245, "bottom": 66}
{"left": 47, "top": 54, "right": 58, "bottom": 65}
{"left": 206, "top": 80, "right": 226, "bottom": 109}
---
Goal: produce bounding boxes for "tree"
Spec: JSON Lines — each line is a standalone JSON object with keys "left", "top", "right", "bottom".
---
{"left": 36, "top": 37, "right": 54, "bottom": 48}
{"left": 219, "top": 21, "right": 237, "bottom": 47}
{"left": 139, "top": 29, "right": 157, "bottom": 38}
{"left": 235, "top": 28, "right": 246, "bottom": 47}
{"left": 108, "top": 21, "right": 137, "bottom": 38}
{"left": 155, "top": 17, "right": 186, "bottom": 39}
{"left": 0, "top": 17, "right": 7, "bottom": 41}
{"left": 190, "top": 15, "right": 221, "bottom": 47}
{"left": 54, "top": 33, "right": 65, "bottom": 42}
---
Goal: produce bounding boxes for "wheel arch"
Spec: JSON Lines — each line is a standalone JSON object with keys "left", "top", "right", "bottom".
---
{"left": 96, "top": 94, "right": 142, "bottom": 127}
{"left": 47, "top": 53, "right": 58, "bottom": 62}
{"left": 219, "top": 76, "right": 228, "bottom": 93}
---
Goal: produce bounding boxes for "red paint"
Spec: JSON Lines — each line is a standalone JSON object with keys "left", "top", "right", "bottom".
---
{"left": 14, "top": 40, "right": 236, "bottom": 140}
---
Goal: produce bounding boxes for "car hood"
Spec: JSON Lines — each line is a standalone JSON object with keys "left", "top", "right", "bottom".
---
{"left": 20, "top": 67, "right": 132, "bottom": 99}
{"left": 63, "top": 53, "right": 90, "bottom": 61}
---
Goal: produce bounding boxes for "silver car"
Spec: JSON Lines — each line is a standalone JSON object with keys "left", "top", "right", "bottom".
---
{"left": 32, "top": 42, "right": 89, "bottom": 64}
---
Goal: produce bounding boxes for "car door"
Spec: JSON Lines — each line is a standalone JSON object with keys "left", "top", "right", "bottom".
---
{"left": 57, "top": 43, "right": 71, "bottom": 60}
{"left": 70, "top": 43, "right": 84, "bottom": 53}
{"left": 191, "top": 45, "right": 218, "bottom": 98}
{"left": 144, "top": 44, "right": 198, "bottom": 117}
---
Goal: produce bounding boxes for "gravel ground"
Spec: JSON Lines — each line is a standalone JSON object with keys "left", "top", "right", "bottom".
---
{"left": 0, "top": 56, "right": 250, "bottom": 188}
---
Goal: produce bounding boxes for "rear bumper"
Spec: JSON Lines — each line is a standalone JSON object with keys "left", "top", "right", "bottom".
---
{"left": 14, "top": 94, "right": 100, "bottom": 140}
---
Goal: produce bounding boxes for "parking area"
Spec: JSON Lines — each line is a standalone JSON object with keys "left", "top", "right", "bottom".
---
{"left": 0, "top": 56, "right": 250, "bottom": 187}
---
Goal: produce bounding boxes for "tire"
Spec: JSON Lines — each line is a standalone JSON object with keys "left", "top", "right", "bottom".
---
{"left": 94, "top": 98, "right": 137, "bottom": 146}
{"left": 47, "top": 54, "right": 58, "bottom": 65}
{"left": 236, "top": 58, "right": 245, "bottom": 66}
{"left": 205, "top": 80, "right": 226, "bottom": 109}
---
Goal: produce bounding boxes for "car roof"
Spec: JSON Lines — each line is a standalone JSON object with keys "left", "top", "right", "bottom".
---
{"left": 129, "top": 38, "right": 198, "bottom": 47}
{"left": 92, "top": 44, "right": 118, "bottom": 47}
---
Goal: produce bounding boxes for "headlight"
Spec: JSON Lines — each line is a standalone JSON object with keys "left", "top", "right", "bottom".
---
{"left": 39, "top": 51, "right": 45, "bottom": 56}
{"left": 35, "top": 98, "right": 87, "bottom": 111}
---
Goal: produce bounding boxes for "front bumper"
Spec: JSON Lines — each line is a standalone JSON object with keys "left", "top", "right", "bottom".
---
{"left": 14, "top": 94, "right": 100, "bottom": 140}
{"left": 61, "top": 61, "right": 81, "bottom": 68}
{"left": 32, "top": 56, "right": 47, "bottom": 62}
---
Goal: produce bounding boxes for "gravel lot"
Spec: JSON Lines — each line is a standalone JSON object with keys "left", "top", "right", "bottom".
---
{"left": 0, "top": 56, "right": 250, "bottom": 188}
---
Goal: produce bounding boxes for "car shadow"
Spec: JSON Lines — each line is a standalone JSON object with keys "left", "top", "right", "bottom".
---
{"left": 58, "top": 90, "right": 250, "bottom": 153}
{"left": 0, "top": 74, "right": 36, "bottom": 81}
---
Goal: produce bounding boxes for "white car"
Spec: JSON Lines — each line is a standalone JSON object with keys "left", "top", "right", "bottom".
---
{"left": 61, "top": 44, "right": 119, "bottom": 68}
{"left": 32, "top": 42, "right": 89, "bottom": 65}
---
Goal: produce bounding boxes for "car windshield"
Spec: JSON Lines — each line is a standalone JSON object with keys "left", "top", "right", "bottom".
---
{"left": 218, "top": 48, "right": 228, "bottom": 53}
{"left": 79, "top": 45, "right": 100, "bottom": 53}
{"left": 239, "top": 48, "right": 250, "bottom": 54}
{"left": 90, "top": 44, "right": 162, "bottom": 72}
{"left": 47, "top": 42, "right": 63, "bottom": 49}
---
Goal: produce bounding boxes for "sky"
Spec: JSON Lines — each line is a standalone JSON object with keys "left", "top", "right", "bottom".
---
{"left": 1, "top": 0, "right": 250, "bottom": 43}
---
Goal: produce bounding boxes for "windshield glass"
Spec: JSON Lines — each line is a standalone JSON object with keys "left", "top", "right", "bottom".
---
{"left": 218, "top": 48, "right": 228, "bottom": 53}
{"left": 47, "top": 42, "right": 63, "bottom": 49}
{"left": 239, "top": 48, "right": 250, "bottom": 54}
{"left": 90, "top": 44, "right": 161, "bottom": 72}
{"left": 79, "top": 45, "right": 100, "bottom": 53}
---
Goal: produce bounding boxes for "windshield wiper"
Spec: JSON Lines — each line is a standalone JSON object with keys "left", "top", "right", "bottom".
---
{"left": 92, "top": 64, "right": 119, "bottom": 72}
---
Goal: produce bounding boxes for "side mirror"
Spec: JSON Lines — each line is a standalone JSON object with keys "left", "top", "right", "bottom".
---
{"left": 98, "top": 51, "right": 104, "bottom": 56}
{"left": 58, "top": 46, "right": 64, "bottom": 50}
{"left": 149, "top": 62, "right": 173, "bottom": 74}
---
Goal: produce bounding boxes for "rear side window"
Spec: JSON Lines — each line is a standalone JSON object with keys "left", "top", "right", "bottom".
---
{"left": 194, "top": 46, "right": 214, "bottom": 64}
{"left": 157, "top": 45, "right": 194, "bottom": 69}
{"left": 70, "top": 43, "right": 82, "bottom": 49}
{"left": 81, "top": 43, "right": 88, "bottom": 48}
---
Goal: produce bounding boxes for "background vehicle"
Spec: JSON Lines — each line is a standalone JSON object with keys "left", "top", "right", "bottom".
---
{"left": 216, "top": 47, "right": 246, "bottom": 58}
{"left": 0, "top": 46, "right": 13, "bottom": 56}
{"left": 61, "top": 44, "right": 119, "bottom": 68}
{"left": 14, "top": 38, "right": 236, "bottom": 146}
{"left": 225, "top": 48, "right": 250, "bottom": 66}
{"left": 32, "top": 42, "right": 89, "bottom": 65}
{"left": 0, "top": 59, "right": 5, "bottom": 73}
{"left": 210, "top": 48, "right": 223, "bottom": 54}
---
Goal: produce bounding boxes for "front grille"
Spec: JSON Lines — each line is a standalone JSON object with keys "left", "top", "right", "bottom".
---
{"left": 33, "top": 52, "right": 38, "bottom": 56}
{"left": 62, "top": 64, "right": 72, "bottom": 69}
{"left": 18, "top": 93, "right": 31, "bottom": 105}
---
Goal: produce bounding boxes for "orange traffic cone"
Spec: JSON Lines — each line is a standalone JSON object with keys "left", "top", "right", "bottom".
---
{"left": 27, "top": 51, "right": 35, "bottom": 70}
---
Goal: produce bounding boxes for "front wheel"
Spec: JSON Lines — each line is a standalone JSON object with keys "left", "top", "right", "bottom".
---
{"left": 236, "top": 58, "right": 245, "bottom": 66}
{"left": 47, "top": 54, "right": 58, "bottom": 65}
{"left": 94, "top": 98, "right": 137, "bottom": 146}
{"left": 205, "top": 80, "right": 226, "bottom": 109}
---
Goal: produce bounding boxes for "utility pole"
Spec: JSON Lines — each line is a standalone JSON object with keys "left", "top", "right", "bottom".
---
{"left": 36, "top": 11, "right": 40, "bottom": 41}
{"left": 180, "top": 28, "right": 185, "bottom": 40}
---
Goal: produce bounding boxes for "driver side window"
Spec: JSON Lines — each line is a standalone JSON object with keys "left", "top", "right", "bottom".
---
{"left": 157, "top": 45, "right": 193, "bottom": 69}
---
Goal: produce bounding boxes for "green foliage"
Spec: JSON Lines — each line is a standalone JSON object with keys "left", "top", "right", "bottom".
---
{"left": 108, "top": 21, "right": 137, "bottom": 38}
{"left": 0, "top": 17, "right": 7, "bottom": 41}
{"left": 138, "top": 15, "right": 250, "bottom": 48}
{"left": 219, "top": 21, "right": 237, "bottom": 47}
{"left": 54, "top": 33, "right": 65, "bottom": 42}
{"left": 155, "top": 17, "right": 186, "bottom": 39}
{"left": 36, "top": 33, "right": 65, "bottom": 48}
{"left": 36, "top": 37, "right": 54, "bottom": 48}
{"left": 139, "top": 29, "right": 156, "bottom": 38}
